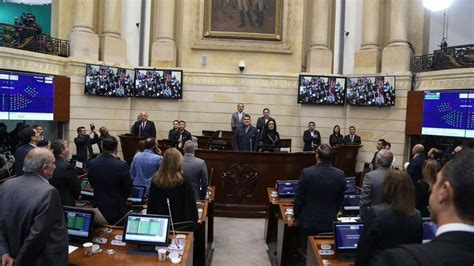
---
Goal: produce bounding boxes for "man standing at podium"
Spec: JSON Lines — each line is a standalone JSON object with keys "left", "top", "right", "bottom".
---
{"left": 132, "top": 112, "right": 156, "bottom": 138}
{"left": 343, "top": 126, "right": 361, "bottom": 144}
{"left": 233, "top": 114, "right": 258, "bottom": 152}
{"left": 303, "top": 121, "right": 321, "bottom": 151}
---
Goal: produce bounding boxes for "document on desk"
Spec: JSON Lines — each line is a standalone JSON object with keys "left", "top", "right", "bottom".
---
{"left": 68, "top": 245, "right": 79, "bottom": 254}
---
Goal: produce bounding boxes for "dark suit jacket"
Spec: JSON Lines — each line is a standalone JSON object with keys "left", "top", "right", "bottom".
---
{"left": 329, "top": 133, "right": 344, "bottom": 146}
{"left": 87, "top": 153, "right": 133, "bottom": 224}
{"left": 374, "top": 231, "right": 474, "bottom": 266}
{"left": 360, "top": 167, "right": 391, "bottom": 222}
{"left": 355, "top": 204, "right": 422, "bottom": 266}
{"left": 168, "top": 128, "right": 179, "bottom": 140}
{"left": 415, "top": 180, "right": 431, "bottom": 217}
{"left": 147, "top": 178, "right": 198, "bottom": 231}
{"left": 233, "top": 125, "right": 258, "bottom": 151}
{"left": 50, "top": 156, "right": 81, "bottom": 206}
{"left": 261, "top": 131, "right": 280, "bottom": 148}
{"left": 256, "top": 116, "right": 273, "bottom": 133}
{"left": 13, "top": 144, "right": 35, "bottom": 176}
{"left": 97, "top": 133, "right": 110, "bottom": 153}
{"left": 0, "top": 175, "right": 68, "bottom": 266}
{"left": 294, "top": 161, "right": 346, "bottom": 233}
{"left": 182, "top": 154, "right": 208, "bottom": 200}
{"left": 303, "top": 129, "right": 321, "bottom": 151}
{"left": 343, "top": 134, "right": 362, "bottom": 144}
{"left": 132, "top": 120, "right": 156, "bottom": 138}
{"left": 74, "top": 133, "right": 98, "bottom": 162}
{"left": 178, "top": 130, "right": 192, "bottom": 147}
{"left": 407, "top": 154, "right": 426, "bottom": 184}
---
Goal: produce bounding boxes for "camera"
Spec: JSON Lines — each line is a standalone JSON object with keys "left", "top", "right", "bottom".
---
{"left": 90, "top": 123, "right": 95, "bottom": 131}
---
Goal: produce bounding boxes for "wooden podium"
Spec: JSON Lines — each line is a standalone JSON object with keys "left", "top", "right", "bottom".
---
{"left": 118, "top": 134, "right": 145, "bottom": 165}
{"left": 332, "top": 144, "right": 363, "bottom": 177}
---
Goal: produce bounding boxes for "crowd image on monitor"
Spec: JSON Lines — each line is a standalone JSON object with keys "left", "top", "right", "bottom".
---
{"left": 85, "top": 65, "right": 134, "bottom": 97}
{"left": 298, "top": 76, "right": 346, "bottom": 105}
{"left": 346, "top": 76, "right": 395, "bottom": 106}
{"left": 134, "top": 70, "right": 182, "bottom": 99}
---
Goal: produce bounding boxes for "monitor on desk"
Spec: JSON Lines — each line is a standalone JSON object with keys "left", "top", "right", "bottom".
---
{"left": 343, "top": 194, "right": 361, "bottom": 212}
{"left": 276, "top": 180, "right": 298, "bottom": 198}
{"left": 333, "top": 222, "right": 364, "bottom": 252}
{"left": 64, "top": 207, "right": 95, "bottom": 242}
{"left": 202, "top": 130, "right": 219, "bottom": 137}
{"left": 422, "top": 218, "right": 438, "bottom": 243}
{"left": 128, "top": 185, "right": 147, "bottom": 204}
{"left": 123, "top": 214, "right": 171, "bottom": 246}
{"left": 345, "top": 177, "right": 357, "bottom": 194}
{"left": 80, "top": 178, "right": 94, "bottom": 197}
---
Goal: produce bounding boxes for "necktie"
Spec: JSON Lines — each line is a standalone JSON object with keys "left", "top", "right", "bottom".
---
{"left": 141, "top": 122, "right": 145, "bottom": 129}
{"left": 239, "top": 113, "right": 242, "bottom": 122}
{"left": 245, "top": 127, "right": 249, "bottom": 134}
{"left": 351, "top": 135, "right": 354, "bottom": 143}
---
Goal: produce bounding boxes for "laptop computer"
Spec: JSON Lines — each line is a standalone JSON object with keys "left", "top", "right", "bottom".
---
{"left": 128, "top": 185, "right": 147, "bottom": 205}
{"left": 422, "top": 218, "right": 438, "bottom": 243}
{"left": 80, "top": 178, "right": 94, "bottom": 197}
{"left": 276, "top": 180, "right": 298, "bottom": 198}
{"left": 333, "top": 222, "right": 364, "bottom": 261}
{"left": 64, "top": 206, "right": 95, "bottom": 245}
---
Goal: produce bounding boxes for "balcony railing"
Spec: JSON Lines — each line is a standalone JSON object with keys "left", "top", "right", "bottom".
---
{"left": 0, "top": 22, "right": 69, "bottom": 57}
{"left": 412, "top": 44, "right": 474, "bottom": 72}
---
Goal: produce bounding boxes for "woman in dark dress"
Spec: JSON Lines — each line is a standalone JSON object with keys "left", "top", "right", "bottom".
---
{"left": 147, "top": 147, "right": 198, "bottom": 231}
{"left": 355, "top": 170, "right": 422, "bottom": 266}
{"left": 261, "top": 119, "right": 280, "bottom": 149}
{"left": 329, "top": 125, "right": 344, "bottom": 146}
{"left": 415, "top": 159, "right": 441, "bottom": 217}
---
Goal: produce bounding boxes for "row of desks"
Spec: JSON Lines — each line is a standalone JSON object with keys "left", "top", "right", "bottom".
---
{"left": 265, "top": 188, "right": 354, "bottom": 266}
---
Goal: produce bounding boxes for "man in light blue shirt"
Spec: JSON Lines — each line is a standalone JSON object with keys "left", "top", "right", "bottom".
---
{"left": 130, "top": 138, "right": 161, "bottom": 194}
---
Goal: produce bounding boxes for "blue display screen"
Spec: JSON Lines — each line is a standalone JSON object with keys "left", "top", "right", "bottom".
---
{"left": 334, "top": 223, "right": 364, "bottom": 251}
{"left": 422, "top": 219, "right": 438, "bottom": 243}
{"left": 422, "top": 91, "right": 473, "bottom": 137}
{"left": 0, "top": 71, "right": 54, "bottom": 120}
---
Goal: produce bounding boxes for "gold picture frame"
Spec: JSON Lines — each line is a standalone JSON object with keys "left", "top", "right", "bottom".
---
{"left": 203, "top": 0, "right": 283, "bottom": 41}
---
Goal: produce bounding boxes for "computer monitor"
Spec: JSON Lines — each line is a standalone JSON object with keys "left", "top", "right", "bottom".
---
{"left": 422, "top": 218, "right": 438, "bottom": 243}
{"left": 80, "top": 178, "right": 94, "bottom": 197}
{"left": 123, "top": 214, "right": 171, "bottom": 246}
{"left": 202, "top": 130, "right": 219, "bottom": 138}
{"left": 64, "top": 207, "right": 95, "bottom": 242}
{"left": 345, "top": 177, "right": 357, "bottom": 194}
{"left": 343, "top": 194, "right": 361, "bottom": 212}
{"left": 276, "top": 180, "right": 298, "bottom": 198}
{"left": 333, "top": 222, "right": 364, "bottom": 252}
{"left": 128, "top": 186, "right": 147, "bottom": 204}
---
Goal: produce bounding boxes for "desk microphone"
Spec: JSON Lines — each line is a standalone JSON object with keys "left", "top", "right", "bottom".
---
{"left": 250, "top": 138, "right": 253, "bottom": 152}
{"left": 166, "top": 198, "right": 181, "bottom": 250}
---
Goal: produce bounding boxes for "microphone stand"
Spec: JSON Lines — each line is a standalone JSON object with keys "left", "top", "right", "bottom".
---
{"left": 166, "top": 198, "right": 181, "bottom": 250}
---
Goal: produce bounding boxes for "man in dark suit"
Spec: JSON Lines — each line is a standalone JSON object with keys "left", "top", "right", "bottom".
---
{"left": 230, "top": 103, "right": 247, "bottom": 131}
{"left": 87, "top": 136, "right": 133, "bottom": 224}
{"left": 233, "top": 114, "right": 258, "bottom": 152}
{"left": 0, "top": 148, "right": 68, "bottom": 266}
{"left": 374, "top": 148, "right": 474, "bottom": 265}
{"left": 407, "top": 144, "right": 426, "bottom": 184}
{"left": 360, "top": 149, "right": 394, "bottom": 222}
{"left": 168, "top": 120, "right": 180, "bottom": 140}
{"left": 74, "top": 126, "right": 98, "bottom": 163}
{"left": 256, "top": 108, "right": 274, "bottom": 137}
{"left": 303, "top": 121, "right": 321, "bottom": 151}
{"left": 370, "top": 139, "right": 387, "bottom": 170}
{"left": 294, "top": 144, "right": 346, "bottom": 253}
{"left": 182, "top": 140, "right": 208, "bottom": 200}
{"left": 49, "top": 139, "right": 81, "bottom": 206}
{"left": 343, "top": 125, "right": 362, "bottom": 144}
{"left": 177, "top": 120, "right": 192, "bottom": 148}
{"left": 132, "top": 111, "right": 156, "bottom": 138}
{"left": 14, "top": 126, "right": 39, "bottom": 176}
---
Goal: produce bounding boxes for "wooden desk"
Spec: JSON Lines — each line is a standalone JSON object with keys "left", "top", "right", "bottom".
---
{"left": 265, "top": 188, "right": 293, "bottom": 244}
{"left": 306, "top": 237, "right": 354, "bottom": 266}
{"left": 276, "top": 203, "right": 301, "bottom": 266}
{"left": 207, "top": 186, "right": 215, "bottom": 243}
{"left": 195, "top": 200, "right": 209, "bottom": 266}
{"left": 69, "top": 228, "right": 193, "bottom": 265}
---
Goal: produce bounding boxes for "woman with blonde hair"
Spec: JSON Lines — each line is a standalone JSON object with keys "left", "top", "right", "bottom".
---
{"left": 147, "top": 147, "right": 198, "bottom": 230}
{"left": 415, "top": 159, "right": 441, "bottom": 217}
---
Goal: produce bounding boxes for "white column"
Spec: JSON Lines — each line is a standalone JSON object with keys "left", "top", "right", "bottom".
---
{"left": 306, "top": 0, "right": 333, "bottom": 73}
{"left": 100, "top": 0, "right": 127, "bottom": 64}
{"left": 354, "top": 0, "right": 381, "bottom": 73}
{"left": 68, "top": 0, "right": 99, "bottom": 60}
{"left": 150, "top": 0, "right": 177, "bottom": 67}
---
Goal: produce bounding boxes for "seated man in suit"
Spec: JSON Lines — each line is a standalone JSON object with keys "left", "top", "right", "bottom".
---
{"left": 182, "top": 140, "right": 208, "bottom": 200}
{"left": 14, "top": 126, "right": 40, "bottom": 176}
{"left": 343, "top": 125, "right": 362, "bottom": 144}
{"left": 0, "top": 148, "right": 68, "bottom": 266}
{"left": 256, "top": 108, "right": 273, "bottom": 137}
{"left": 407, "top": 144, "right": 426, "bottom": 184}
{"left": 231, "top": 103, "right": 246, "bottom": 131}
{"left": 233, "top": 114, "right": 258, "bottom": 152}
{"left": 132, "top": 111, "right": 156, "bottom": 138}
{"left": 294, "top": 144, "right": 346, "bottom": 254}
{"left": 87, "top": 136, "right": 133, "bottom": 224}
{"left": 49, "top": 139, "right": 81, "bottom": 206}
{"left": 74, "top": 126, "right": 98, "bottom": 163}
{"left": 360, "top": 149, "right": 394, "bottom": 222}
{"left": 374, "top": 148, "right": 474, "bottom": 265}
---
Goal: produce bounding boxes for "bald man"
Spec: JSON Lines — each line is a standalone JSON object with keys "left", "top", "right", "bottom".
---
{"left": 407, "top": 144, "right": 426, "bottom": 184}
{"left": 132, "top": 111, "right": 156, "bottom": 138}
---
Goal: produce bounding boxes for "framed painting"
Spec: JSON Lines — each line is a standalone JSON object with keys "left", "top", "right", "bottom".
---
{"left": 203, "top": 0, "right": 283, "bottom": 41}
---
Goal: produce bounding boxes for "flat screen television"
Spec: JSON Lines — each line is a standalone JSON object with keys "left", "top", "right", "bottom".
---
{"left": 422, "top": 91, "right": 473, "bottom": 138}
{"left": 134, "top": 69, "right": 183, "bottom": 99}
{"left": 84, "top": 64, "right": 134, "bottom": 97}
{"left": 346, "top": 76, "right": 395, "bottom": 106}
{"left": 298, "top": 75, "right": 346, "bottom": 105}
{"left": 0, "top": 70, "right": 54, "bottom": 120}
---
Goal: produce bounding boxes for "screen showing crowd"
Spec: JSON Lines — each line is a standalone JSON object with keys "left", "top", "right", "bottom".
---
{"left": 346, "top": 76, "right": 396, "bottom": 106}
{"left": 134, "top": 69, "right": 183, "bottom": 99}
{"left": 84, "top": 64, "right": 134, "bottom": 97}
{"left": 298, "top": 75, "right": 346, "bottom": 105}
